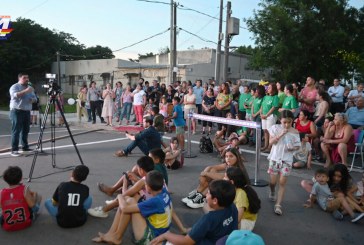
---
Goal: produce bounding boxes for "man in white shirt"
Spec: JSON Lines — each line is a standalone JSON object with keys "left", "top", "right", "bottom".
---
{"left": 348, "top": 83, "right": 364, "bottom": 106}
{"left": 193, "top": 80, "right": 204, "bottom": 124}
{"left": 328, "top": 78, "right": 345, "bottom": 114}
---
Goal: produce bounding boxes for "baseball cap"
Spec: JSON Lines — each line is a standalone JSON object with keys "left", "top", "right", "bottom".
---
{"left": 226, "top": 230, "right": 265, "bottom": 245}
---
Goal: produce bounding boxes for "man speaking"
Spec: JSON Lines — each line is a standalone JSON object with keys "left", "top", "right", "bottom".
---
{"left": 9, "top": 73, "right": 37, "bottom": 156}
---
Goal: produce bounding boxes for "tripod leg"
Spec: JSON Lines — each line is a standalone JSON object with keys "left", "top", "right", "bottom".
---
{"left": 28, "top": 99, "right": 52, "bottom": 182}
{"left": 55, "top": 99, "right": 84, "bottom": 165}
{"left": 51, "top": 102, "right": 56, "bottom": 168}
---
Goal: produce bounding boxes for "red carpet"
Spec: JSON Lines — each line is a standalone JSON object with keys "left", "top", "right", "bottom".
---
{"left": 113, "top": 125, "right": 144, "bottom": 133}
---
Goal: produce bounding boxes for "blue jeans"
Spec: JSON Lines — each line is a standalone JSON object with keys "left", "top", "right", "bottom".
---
{"left": 9, "top": 109, "right": 31, "bottom": 151}
{"left": 123, "top": 138, "right": 150, "bottom": 156}
{"left": 120, "top": 102, "right": 132, "bottom": 121}
{"left": 87, "top": 108, "right": 92, "bottom": 121}
{"left": 44, "top": 196, "right": 92, "bottom": 217}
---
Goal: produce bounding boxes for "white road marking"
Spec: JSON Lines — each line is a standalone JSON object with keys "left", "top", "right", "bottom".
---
{"left": 0, "top": 129, "right": 83, "bottom": 138}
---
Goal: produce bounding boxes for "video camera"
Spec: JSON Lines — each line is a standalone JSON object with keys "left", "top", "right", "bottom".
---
{"left": 42, "top": 73, "right": 62, "bottom": 96}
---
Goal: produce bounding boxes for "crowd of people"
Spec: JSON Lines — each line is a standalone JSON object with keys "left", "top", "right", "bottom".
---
{"left": 3, "top": 73, "right": 364, "bottom": 244}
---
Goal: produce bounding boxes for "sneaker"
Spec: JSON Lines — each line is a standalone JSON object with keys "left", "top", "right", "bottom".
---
{"left": 186, "top": 192, "right": 206, "bottom": 209}
{"left": 105, "top": 199, "right": 115, "bottom": 205}
{"left": 114, "top": 150, "right": 126, "bottom": 157}
{"left": 88, "top": 206, "right": 108, "bottom": 218}
{"left": 269, "top": 191, "right": 276, "bottom": 202}
{"left": 332, "top": 210, "right": 344, "bottom": 220}
{"left": 351, "top": 213, "right": 364, "bottom": 223}
{"left": 181, "top": 190, "right": 197, "bottom": 204}
{"left": 11, "top": 151, "right": 21, "bottom": 157}
{"left": 20, "top": 148, "right": 34, "bottom": 153}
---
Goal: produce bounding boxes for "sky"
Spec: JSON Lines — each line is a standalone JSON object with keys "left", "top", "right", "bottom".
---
{"left": 2, "top": 0, "right": 363, "bottom": 60}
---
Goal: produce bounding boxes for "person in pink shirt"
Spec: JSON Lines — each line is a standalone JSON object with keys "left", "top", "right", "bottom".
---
{"left": 298, "top": 77, "right": 318, "bottom": 119}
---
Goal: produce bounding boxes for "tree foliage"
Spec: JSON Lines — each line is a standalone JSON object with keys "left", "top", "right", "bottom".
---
{"left": 0, "top": 18, "right": 114, "bottom": 104}
{"left": 246, "top": 0, "right": 364, "bottom": 84}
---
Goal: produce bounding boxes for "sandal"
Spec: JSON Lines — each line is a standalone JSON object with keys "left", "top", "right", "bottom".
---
{"left": 274, "top": 204, "right": 283, "bottom": 215}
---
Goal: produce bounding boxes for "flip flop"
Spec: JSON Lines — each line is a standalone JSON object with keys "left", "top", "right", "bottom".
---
{"left": 92, "top": 236, "right": 103, "bottom": 243}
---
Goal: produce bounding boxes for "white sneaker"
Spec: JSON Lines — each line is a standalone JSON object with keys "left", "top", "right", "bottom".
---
{"left": 11, "top": 151, "right": 21, "bottom": 157}
{"left": 88, "top": 206, "right": 108, "bottom": 218}
{"left": 105, "top": 199, "right": 115, "bottom": 205}
{"left": 186, "top": 192, "right": 206, "bottom": 209}
{"left": 351, "top": 213, "right": 364, "bottom": 223}
{"left": 181, "top": 190, "right": 197, "bottom": 204}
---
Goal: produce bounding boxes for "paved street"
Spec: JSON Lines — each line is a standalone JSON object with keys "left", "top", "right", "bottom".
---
{"left": 0, "top": 112, "right": 363, "bottom": 245}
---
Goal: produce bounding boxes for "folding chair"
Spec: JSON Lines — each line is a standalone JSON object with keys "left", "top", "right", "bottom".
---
{"left": 349, "top": 129, "right": 364, "bottom": 172}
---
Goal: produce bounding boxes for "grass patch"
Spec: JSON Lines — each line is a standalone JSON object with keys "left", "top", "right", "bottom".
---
{"left": 0, "top": 105, "right": 9, "bottom": 111}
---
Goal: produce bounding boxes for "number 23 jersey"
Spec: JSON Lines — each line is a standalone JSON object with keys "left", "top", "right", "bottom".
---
{"left": 52, "top": 181, "right": 89, "bottom": 228}
{"left": 1, "top": 184, "right": 32, "bottom": 231}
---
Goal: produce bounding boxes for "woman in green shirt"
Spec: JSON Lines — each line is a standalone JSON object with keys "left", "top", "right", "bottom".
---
{"left": 250, "top": 85, "right": 266, "bottom": 145}
{"left": 238, "top": 84, "right": 252, "bottom": 120}
{"left": 276, "top": 81, "right": 286, "bottom": 108}
{"left": 279, "top": 84, "right": 298, "bottom": 116}
{"left": 215, "top": 82, "right": 233, "bottom": 131}
{"left": 244, "top": 88, "right": 256, "bottom": 121}
{"left": 260, "top": 83, "right": 279, "bottom": 152}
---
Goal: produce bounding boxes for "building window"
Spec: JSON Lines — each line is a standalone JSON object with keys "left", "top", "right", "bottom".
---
{"left": 69, "top": 75, "right": 75, "bottom": 85}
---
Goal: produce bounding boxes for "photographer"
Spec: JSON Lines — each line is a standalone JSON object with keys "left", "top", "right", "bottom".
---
{"left": 9, "top": 73, "right": 37, "bottom": 157}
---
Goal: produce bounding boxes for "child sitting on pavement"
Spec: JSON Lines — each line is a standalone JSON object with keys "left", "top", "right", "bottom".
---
{"left": 181, "top": 148, "right": 249, "bottom": 209}
{"left": 225, "top": 167, "right": 261, "bottom": 231}
{"left": 149, "top": 148, "right": 168, "bottom": 185}
{"left": 89, "top": 155, "right": 186, "bottom": 233}
{"left": 292, "top": 133, "right": 312, "bottom": 169}
{"left": 150, "top": 179, "right": 238, "bottom": 245}
{"left": 348, "top": 172, "right": 364, "bottom": 208}
{"left": 98, "top": 151, "right": 168, "bottom": 197}
{"left": 0, "top": 166, "right": 41, "bottom": 231}
{"left": 88, "top": 156, "right": 156, "bottom": 218}
{"left": 45, "top": 165, "right": 91, "bottom": 228}
{"left": 163, "top": 137, "right": 182, "bottom": 170}
{"left": 304, "top": 168, "right": 364, "bottom": 223}
{"left": 92, "top": 171, "right": 173, "bottom": 244}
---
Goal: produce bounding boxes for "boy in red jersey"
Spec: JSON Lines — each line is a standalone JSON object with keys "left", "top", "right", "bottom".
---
{"left": 0, "top": 166, "right": 41, "bottom": 231}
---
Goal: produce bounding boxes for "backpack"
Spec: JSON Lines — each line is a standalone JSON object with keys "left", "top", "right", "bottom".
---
{"left": 199, "top": 136, "right": 213, "bottom": 153}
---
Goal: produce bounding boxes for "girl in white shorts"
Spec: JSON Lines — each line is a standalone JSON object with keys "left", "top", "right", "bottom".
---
{"left": 267, "top": 110, "right": 300, "bottom": 216}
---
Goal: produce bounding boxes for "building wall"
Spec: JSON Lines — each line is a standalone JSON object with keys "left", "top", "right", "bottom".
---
{"left": 52, "top": 49, "right": 271, "bottom": 94}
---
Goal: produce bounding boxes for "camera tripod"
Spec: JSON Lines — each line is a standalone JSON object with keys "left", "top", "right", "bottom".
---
{"left": 28, "top": 94, "right": 84, "bottom": 182}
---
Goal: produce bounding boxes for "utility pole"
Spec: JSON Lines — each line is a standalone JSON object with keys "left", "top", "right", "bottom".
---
{"left": 169, "top": 1, "right": 177, "bottom": 85}
{"left": 56, "top": 51, "right": 61, "bottom": 89}
{"left": 214, "top": 0, "right": 223, "bottom": 84}
{"left": 223, "top": 1, "right": 231, "bottom": 83}
{"left": 173, "top": 1, "right": 177, "bottom": 84}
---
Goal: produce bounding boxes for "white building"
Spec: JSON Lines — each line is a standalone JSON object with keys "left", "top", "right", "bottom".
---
{"left": 52, "top": 49, "right": 270, "bottom": 94}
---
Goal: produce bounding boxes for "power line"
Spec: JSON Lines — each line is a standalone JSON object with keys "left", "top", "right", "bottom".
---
{"left": 18, "top": 0, "right": 50, "bottom": 18}
{"left": 178, "top": 12, "right": 219, "bottom": 48}
{"left": 113, "top": 28, "right": 170, "bottom": 53}
{"left": 134, "top": 0, "right": 248, "bottom": 30}
{"left": 60, "top": 28, "right": 170, "bottom": 58}
{"left": 135, "top": 0, "right": 170, "bottom": 5}
{"left": 179, "top": 27, "right": 220, "bottom": 46}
